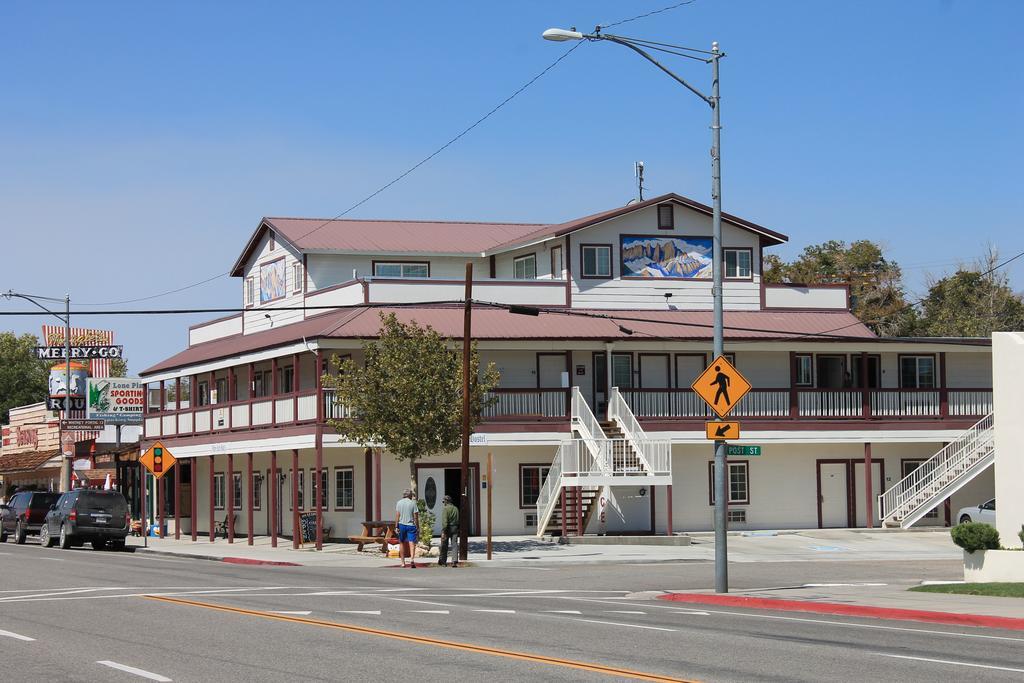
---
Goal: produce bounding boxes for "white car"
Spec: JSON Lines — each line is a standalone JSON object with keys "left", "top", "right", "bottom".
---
{"left": 956, "top": 498, "right": 996, "bottom": 525}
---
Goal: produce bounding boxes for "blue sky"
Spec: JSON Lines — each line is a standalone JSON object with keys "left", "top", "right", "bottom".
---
{"left": 1, "top": 1, "right": 1021, "bottom": 371}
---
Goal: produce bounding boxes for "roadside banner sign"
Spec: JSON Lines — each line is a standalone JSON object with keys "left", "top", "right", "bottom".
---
{"left": 726, "top": 445, "right": 762, "bottom": 456}
{"left": 61, "top": 419, "right": 106, "bottom": 431}
{"left": 87, "top": 378, "right": 144, "bottom": 425}
{"left": 705, "top": 421, "right": 740, "bottom": 440}
{"left": 691, "top": 356, "right": 751, "bottom": 418}
{"left": 48, "top": 396, "right": 86, "bottom": 412}
{"left": 140, "top": 441, "right": 177, "bottom": 479}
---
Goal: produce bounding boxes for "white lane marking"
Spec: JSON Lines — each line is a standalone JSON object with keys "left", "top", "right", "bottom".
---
{"left": 542, "top": 610, "right": 582, "bottom": 614}
{"left": 36, "top": 557, "right": 65, "bottom": 562}
{"left": 570, "top": 597, "right": 1024, "bottom": 644}
{"left": 270, "top": 611, "right": 312, "bottom": 616}
{"left": 0, "top": 629, "right": 36, "bottom": 641}
{"left": 96, "top": 661, "right": 172, "bottom": 681}
{"left": 875, "top": 653, "right": 1024, "bottom": 674}
{"left": 606, "top": 610, "right": 647, "bottom": 615}
{"left": 473, "top": 609, "right": 516, "bottom": 614}
{"left": 571, "top": 618, "right": 676, "bottom": 632}
{"left": 411, "top": 610, "right": 450, "bottom": 614}
{"left": 0, "top": 588, "right": 113, "bottom": 602}
{"left": 337, "top": 610, "right": 381, "bottom": 615}
{"left": 387, "top": 597, "right": 456, "bottom": 607}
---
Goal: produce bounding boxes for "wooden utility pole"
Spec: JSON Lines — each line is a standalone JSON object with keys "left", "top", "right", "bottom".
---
{"left": 486, "top": 451, "right": 493, "bottom": 561}
{"left": 459, "top": 262, "right": 473, "bottom": 561}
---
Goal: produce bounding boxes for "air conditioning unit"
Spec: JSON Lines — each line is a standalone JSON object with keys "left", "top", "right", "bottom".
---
{"left": 524, "top": 512, "right": 537, "bottom": 529}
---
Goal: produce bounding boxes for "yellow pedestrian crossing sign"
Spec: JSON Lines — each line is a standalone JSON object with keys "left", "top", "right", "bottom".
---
{"left": 692, "top": 356, "right": 751, "bottom": 418}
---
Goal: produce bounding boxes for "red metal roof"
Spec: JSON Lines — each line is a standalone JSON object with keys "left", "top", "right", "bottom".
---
{"left": 141, "top": 306, "right": 874, "bottom": 376}
{"left": 229, "top": 193, "right": 788, "bottom": 276}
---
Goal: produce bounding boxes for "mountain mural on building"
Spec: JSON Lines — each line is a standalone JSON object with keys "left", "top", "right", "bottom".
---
{"left": 621, "top": 236, "right": 713, "bottom": 279}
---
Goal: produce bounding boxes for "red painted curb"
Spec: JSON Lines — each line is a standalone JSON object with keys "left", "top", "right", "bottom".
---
{"left": 657, "top": 593, "right": 1024, "bottom": 631}
{"left": 222, "top": 557, "right": 302, "bottom": 567}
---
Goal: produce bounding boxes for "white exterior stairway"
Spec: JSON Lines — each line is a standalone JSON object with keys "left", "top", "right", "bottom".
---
{"left": 878, "top": 412, "right": 994, "bottom": 529}
{"left": 535, "top": 388, "right": 672, "bottom": 536}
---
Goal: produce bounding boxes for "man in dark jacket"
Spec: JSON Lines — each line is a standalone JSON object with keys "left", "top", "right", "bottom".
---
{"left": 438, "top": 495, "right": 460, "bottom": 567}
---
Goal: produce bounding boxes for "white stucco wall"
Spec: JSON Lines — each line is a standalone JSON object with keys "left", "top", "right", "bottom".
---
{"left": 992, "top": 332, "right": 1024, "bottom": 548}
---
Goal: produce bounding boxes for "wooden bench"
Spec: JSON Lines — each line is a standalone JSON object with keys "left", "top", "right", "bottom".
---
{"left": 349, "top": 520, "right": 396, "bottom": 553}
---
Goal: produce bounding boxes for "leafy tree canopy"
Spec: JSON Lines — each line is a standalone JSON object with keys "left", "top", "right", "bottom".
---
{"left": 322, "top": 313, "right": 500, "bottom": 491}
{"left": 0, "top": 332, "right": 50, "bottom": 423}
{"left": 765, "top": 240, "right": 916, "bottom": 335}
{"left": 916, "top": 251, "right": 1024, "bottom": 337}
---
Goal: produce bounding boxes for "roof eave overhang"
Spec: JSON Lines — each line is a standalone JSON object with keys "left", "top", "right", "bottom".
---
{"left": 228, "top": 218, "right": 303, "bottom": 278}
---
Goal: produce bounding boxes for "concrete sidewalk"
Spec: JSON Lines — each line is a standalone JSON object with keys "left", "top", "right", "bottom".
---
{"left": 128, "top": 527, "right": 963, "bottom": 568}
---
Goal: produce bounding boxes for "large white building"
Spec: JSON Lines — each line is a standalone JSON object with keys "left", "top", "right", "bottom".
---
{"left": 139, "top": 193, "right": 994, "bottom": 547}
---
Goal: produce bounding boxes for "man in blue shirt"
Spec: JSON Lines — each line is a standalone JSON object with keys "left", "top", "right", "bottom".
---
{"left": 394, "top": 489, "right": 420, "bottom": 568}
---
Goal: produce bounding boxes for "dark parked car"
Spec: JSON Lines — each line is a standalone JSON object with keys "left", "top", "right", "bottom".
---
{"left": 41, "top": 489, "right": 130, "bottom": 550}
{"left": 2, "top": 490, "right": 60, "bottom": 544}
{"left": 0, "top": 504, "right": 12, "bottom": 541}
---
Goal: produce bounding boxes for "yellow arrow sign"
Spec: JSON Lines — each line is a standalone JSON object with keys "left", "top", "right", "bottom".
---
{"left": 692, "top": 356, "right": 752, "bottom": 418}
{"left": 705, "top": 421, "right": 740, "bottom": 440}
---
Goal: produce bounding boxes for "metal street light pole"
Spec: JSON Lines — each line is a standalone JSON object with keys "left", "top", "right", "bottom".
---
{"left": 3, "top": 290, "right": 74, "bottom": 493}
{"left": 543, "top": 28, "right": 730, "bottom": 592}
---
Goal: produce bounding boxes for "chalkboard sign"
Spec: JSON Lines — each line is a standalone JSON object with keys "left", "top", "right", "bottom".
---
{"left": 299, "top": 512, "right": 317, "bottom": 545}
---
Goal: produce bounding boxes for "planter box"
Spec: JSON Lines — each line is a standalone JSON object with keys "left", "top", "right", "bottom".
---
{"left": 963, "top": 549, "right": 1024, "bottom": 582}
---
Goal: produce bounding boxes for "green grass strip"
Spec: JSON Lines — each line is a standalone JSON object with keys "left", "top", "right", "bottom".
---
{"left": 910, "top": 583, "right": 1024, "bottom": 598}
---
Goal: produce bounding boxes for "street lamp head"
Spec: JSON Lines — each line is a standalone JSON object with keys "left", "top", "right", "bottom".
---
{"left": 542, "top": 28, "right": 584, "bottom": 42}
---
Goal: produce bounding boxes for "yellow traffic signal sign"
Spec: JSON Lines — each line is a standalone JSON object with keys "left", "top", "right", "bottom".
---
{"left": 706, "top": 421, "right": 740, "bottom": 440}
{"left": 692, "top": 356, "right": 752, "bottom": 418}
{"left": 140, "top": 441, "right": 177, "bottom": 479}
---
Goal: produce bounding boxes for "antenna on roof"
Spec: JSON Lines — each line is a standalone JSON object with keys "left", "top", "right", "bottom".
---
{"left": 630, "top": 161, "right": 645, "bottom": 205}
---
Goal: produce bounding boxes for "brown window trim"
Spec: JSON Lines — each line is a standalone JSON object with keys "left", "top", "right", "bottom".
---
{"left": 519, "top": 462, "right": 552, "bottom": 509}
{"left": 898, "top": 353, "right": 938, "bottom": 389}
{"left": 232, "top": 472, "right": 243, "bottom": 511}
{"left": 657, "top": 203, "right": 674, "bottom": 230}
{"left": 292, "top": 468, "right": 304, "bottom": 511}
{"left": 579, "top": 243, "right": 613, "bottom": 280}
{"left": 251, "top": 472, "right": 262, "bottom": 511}
{"left": 333, "top": 466, "right": 355, "bottom": 511}
{"left": 371, "top": 260, "right": 431, "bottom": 278}
{"left": 550, "top": 245, "right": 564, "bottom": 279}
{"left": 619, "top": 233, "right": 714, "bottom": 281}
{"left": 513, "top": 252, "right": 538, "bottom": 279}
{"left": 708, "top": 460, "right": 750, "bottom": 506}
{"left": 723, "top": 247, "right": 754, "bottom": 281}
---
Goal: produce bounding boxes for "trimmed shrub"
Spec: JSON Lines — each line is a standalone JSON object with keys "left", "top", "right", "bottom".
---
{"left": 951, "top": 522, "right": 1001, "bottom": 553}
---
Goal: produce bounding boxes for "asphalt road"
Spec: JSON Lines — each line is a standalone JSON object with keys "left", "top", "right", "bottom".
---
{"left": 1, "top": 540, "right": 1022, "bottom": 682}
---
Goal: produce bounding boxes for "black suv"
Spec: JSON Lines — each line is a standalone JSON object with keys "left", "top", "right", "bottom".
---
{"left": 41, "top": 490, "right": 130, "bottom": 550}
{"left": 2, "top": 490, "right": 60, "bottom": 544}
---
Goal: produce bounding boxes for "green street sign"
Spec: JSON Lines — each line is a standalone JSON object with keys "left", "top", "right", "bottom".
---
{"left": 726, "top": 445, "right": 761, "bottom": 456}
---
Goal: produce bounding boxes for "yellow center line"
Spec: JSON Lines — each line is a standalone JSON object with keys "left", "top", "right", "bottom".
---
{"left": 144, "top": 595, "right": 695, "bottom": 682}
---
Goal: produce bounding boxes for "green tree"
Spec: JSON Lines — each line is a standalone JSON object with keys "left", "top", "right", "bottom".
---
{"left": 110, "top": 357, "right": 128, "bottom": 377}
{"left": 0, "top": 332, "right": 50, "bottom": 423}
{"left": 322, "top": 313, "right": 500, "bottom": 494}
{"left": 765, "top": 240, "right": 916, "bottom": 335}
{"left": 916, "top": 251, "right": 1024, "bottom": 337}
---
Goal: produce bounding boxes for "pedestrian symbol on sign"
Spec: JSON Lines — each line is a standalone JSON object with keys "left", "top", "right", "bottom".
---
{"left": 691, "top": 356, "right": 751, "bottom": 418}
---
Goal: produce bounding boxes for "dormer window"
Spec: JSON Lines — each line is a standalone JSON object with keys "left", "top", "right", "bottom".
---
{"left": 513, "top": 253, "right": 537, "bottom": 279}
{"left": 657, "top": 203, "right": 674, "bottom": 230}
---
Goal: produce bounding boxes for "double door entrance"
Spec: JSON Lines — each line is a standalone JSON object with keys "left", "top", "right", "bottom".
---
{"left": 817, "top": 459, "right": 884, "bottom": 528}
{"left": 417, "top": 464, "right": 479, "bottom": 536}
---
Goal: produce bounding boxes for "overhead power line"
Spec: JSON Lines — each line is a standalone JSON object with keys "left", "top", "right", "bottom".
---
{"left": 599, "top": 0, "right": 698, "bottom": 30}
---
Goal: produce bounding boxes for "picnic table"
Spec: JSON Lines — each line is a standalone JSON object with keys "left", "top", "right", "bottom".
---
{"left": 348, "top": 520, "right": 396, "bottom": 553}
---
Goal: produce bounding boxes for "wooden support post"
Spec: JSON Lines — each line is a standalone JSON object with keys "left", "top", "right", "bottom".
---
{"left": 190, "top": 459, "right": 197, "bottom": 542}
{"left": 576, "top": 486, "right": 583, "bottom": 537}
{"left": 860, "top": 351, "right": 870, "bottom": 418}
{"left": 174, "top": 461, "right": 181, "bottom": 540}
{"left": 271, "top": 357, "right": 277, "bottom": 425}
{"left": 666, "top": 484, "right": 673, "bottom": 536}
{"left": 374, "top": 448, "right": 382, "bottom": 520}
{"left": 939, "top": 351, "right": 949, "bottom": 419}
{"left": 292, "top": 448, "right": 299, "bottom": 550}
{"left": 227, "top": 452, "right": 234, "bottom": 543}
{"left": 270, "top": 450, "right": 278, "bottom": 548}
{"left": 864, "top": 443, "right": 874, "bottom": 529}
{"left": 560, "top": 487, "right": 566, "bottom": 536}
{"left": 247, "top": 452, "right": 254, "bottom": 546}
{"left": 486, "top": 451, "right": 493, "bottom": 561}
{"left": 208, "top": 455, "right": 215, "bottom": 542}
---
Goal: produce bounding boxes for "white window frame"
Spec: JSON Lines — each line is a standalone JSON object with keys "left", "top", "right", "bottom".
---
{"left": 252, "top": 472, "right": 262, "bottom": 511}
{"left": 334, "top": 467, "right": 354, "bottom": 511}
{"left": 373, "top": 262, "right": 429, "bottom": 278}
{"left": 794, "top": 354, "right": 813, "bottom": 387}
{"left": 213, "top": 473, "right": 225, "bottom": 510}
{"left": 310, "top": 468, "right": 328, "bottom": 510}
{"left": 900, "top": 355, "right": 936, "bottom": 389}
{"left": 723, "top": 248, "right": 753, "bottom": 279}
{"left": 581, "top": 245, "right": 612, "bottom": 278}
{"left": 709, "top": 461, "right": 750, "bottom": 505}
{"left": 232, "top": 472, "right": 243, "bottom": 510}
{"left": 519, "top": 464, "right": 551, "bottom": 508}
{"left": 513, "top": 253, "right": 538, "bottom": 280}
{"left": 245, "top": 277, "right": 255, "bottom": 307}
{"left": 292, "top": 261, "right": 303, "bottom": 294}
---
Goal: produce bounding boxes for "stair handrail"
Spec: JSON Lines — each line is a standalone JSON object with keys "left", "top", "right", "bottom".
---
{"left": 535, "top": 441, "right": 568, "bottom": 535}
{"left": 571, "top": 387, "right": 609, "bottom": 469}
{"left": 878, "top": 412, "right": 993, "bottom": 523}
{"left": 608, "top": 387, "right": 655, "bottom": 473}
